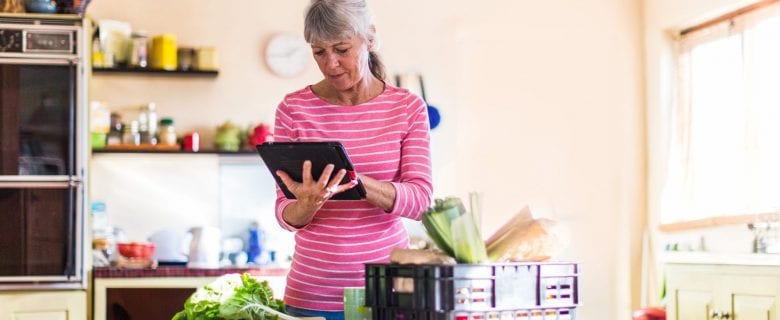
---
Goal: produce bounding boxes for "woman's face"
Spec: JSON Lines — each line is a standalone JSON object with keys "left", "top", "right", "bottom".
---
{"left": 311, "top": 36, "right": 371, "bottom": 91}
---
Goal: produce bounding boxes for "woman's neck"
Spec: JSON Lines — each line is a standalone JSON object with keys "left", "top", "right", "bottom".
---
{"left": 314, "top": 76, "right": 384, "bottom": 106}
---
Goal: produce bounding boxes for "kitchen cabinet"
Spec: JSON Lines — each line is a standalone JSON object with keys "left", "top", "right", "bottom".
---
{"left": 0, "top": 291, "right": 87, "bottom": 320}
{"left": 93, "top": 275, "right": 286, "bottom": 320}
{"left": 666, "top": 260, "right": 780, "bottom": 320}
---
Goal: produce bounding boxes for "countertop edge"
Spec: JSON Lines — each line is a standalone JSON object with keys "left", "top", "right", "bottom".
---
{"left": 662, "top": 252, "right": 780, "bottom": 266}
{"left": 93, "top": 266, "right": 289, "bottom": 278}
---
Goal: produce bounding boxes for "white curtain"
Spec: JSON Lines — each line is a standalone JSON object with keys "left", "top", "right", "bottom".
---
{"left": 663, "top": 5, "right": 780, "bottom": 224}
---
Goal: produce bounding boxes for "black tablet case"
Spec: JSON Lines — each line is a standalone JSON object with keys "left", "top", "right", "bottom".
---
{"left": 256, "top": 141, "right": 367, "bottom": 200}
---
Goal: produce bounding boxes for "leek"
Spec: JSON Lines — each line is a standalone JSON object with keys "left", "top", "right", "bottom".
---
{"left": 422, "top": 196, "right": 488, "bottom": 263}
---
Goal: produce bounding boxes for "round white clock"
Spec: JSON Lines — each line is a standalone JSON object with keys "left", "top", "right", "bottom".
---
{"left": 264, "top": 33, "right": 310, "bottom": 78}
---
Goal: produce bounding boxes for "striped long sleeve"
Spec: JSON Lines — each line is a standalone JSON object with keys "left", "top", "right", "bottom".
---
{"left": 270, "top": 84, "right": 433, "bottom": 311}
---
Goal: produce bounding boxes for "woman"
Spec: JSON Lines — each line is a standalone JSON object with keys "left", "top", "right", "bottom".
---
{"left": 271, "top": 0, "right": 433, "bottom": 318}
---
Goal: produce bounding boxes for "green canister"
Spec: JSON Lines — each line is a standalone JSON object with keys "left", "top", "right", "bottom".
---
{"left": 343, "top": 287, "right": 370, "bottom": 320}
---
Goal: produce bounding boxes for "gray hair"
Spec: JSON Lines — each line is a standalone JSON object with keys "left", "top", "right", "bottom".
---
{"left": 304, "top": 0, "right": 386, "bottom": 80}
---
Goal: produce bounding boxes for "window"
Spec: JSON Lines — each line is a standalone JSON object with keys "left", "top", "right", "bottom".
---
{"left": 663, "top": 4, "right": 780, "bottom": 224}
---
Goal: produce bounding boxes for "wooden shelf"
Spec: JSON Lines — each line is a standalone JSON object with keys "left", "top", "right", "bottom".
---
{"left": 92, "top": 149, "right": 256, "bottom": 155}
{"left": 92, "top": 67, "right": 219, "bottom": 77}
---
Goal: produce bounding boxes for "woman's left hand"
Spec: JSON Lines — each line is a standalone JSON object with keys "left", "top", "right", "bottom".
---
{"left": 277, "top": 160, "right": 356, "bottom": 209}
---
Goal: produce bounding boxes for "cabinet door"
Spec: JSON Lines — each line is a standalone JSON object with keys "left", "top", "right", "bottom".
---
{"left": 728, "top": 274, "right": 779, "bottom": 320}
{"left": 106, "top": 288, "right": 195, "bottom": 320}
{"left": 675, "top": 289, "right": 714, "bottom": 320}
{"left": 667, "top": 264, "right": 720, "bottom": 320}
{"left": 733, "top": 294, "right": 776, "bottom": 320}
{"left": 0, "top": 291, "right": 86, "bottom": 320}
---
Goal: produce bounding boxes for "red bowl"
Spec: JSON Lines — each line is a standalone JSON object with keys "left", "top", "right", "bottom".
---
{"left": 117, "top": 242, "right": 155, "bottom": 259}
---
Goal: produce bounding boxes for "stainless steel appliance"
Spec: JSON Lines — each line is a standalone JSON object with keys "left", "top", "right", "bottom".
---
{"left": 0, "top": 14, "right": 87, "bottom": 289}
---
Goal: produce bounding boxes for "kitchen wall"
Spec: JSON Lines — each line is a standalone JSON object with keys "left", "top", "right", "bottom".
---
{"left": 88, "top": 0, "right": 645, "bottom": 319}
{"left": 643, "top": 0, "right": 759, "bottom": 307}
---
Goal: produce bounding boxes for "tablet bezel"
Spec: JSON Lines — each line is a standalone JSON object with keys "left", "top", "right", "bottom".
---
{"left": 256, "top": 141, "right": 367, "bottom": 200}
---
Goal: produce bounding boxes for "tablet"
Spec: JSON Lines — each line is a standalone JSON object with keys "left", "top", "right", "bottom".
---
{"left": 256, "top": 141, "right": 367, "bottom": 200}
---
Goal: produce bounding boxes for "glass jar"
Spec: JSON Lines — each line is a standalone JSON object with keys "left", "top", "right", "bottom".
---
{"left": 122, "top": 120, "right": 140, "bottom": 145}
{"left": 177, "top": 47, "right": 195, "bottom": 71}
{"left": 91, "top": 37, "right": 105, "bottom": 68}
{"left": 106, "top": 112, "right": 123, "bottom": 146}
{"left": 138, "top": 103, "right": 158, "bottom": 145}
{"left": 106, "top": 124, "right": 123, "bottom": 146}
{"left": 158, "top": 117, "right": 178, "bottom": 146}
{"left": 128, "top": 31, "right": 149, "bottom": 68}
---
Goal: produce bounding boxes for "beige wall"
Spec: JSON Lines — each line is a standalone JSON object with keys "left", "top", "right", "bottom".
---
{"left": 88, "top": 0, "right": 645, "bottom": 318}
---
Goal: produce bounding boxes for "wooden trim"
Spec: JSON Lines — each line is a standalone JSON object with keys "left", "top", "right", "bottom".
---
{"left": 680, "top": 0, "right": 780, "bottom": 36}
{"left": 659, "top": 211, "right": 780, "bottom": 233}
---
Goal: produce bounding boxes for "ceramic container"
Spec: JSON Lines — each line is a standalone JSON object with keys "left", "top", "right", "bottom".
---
{"left": 24, "top": 0, "right": 56, "bottom": 13}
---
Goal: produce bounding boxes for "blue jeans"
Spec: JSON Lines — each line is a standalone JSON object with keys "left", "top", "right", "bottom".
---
{"left": 285, "top": 305, "right": 344, "bottom": 320}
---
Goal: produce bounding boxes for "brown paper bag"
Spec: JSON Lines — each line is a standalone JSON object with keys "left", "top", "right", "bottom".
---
{"left": 486, "top": 207, "right": 568, "bottom": 262}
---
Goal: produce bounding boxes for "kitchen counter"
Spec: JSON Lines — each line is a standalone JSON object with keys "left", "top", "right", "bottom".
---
{"left": 92, "top": 265, "right": 288, "bottom": 320}
{"left": 93, "top": 265, "right": 288, "bottom": 278}
{"left": 663, "top": 251, "right": 780, "bottom": 266}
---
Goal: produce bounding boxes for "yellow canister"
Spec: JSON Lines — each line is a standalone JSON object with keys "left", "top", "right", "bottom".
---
{"left": 151, "top": 34, "right": 177, "bottom": 70}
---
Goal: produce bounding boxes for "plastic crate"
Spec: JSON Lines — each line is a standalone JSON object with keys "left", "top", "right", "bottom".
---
{"left": 371, "top": 307, "right": 577, "bottom": 320}
{"left": 364, "top": 262, "right": 579, "bottom": 318}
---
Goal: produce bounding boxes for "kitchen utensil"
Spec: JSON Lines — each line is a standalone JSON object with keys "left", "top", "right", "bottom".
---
{"left": 24, "top": 0, "right": 55, "bottom": 13}
{"left": 2, "top": 0, "right": 25, "bottom": 12}
{"left": 394, "top": 74, "right": 441, "bottom": 129}
{"left": 250, "top": 123, "right": 271, "bottom": 147}
{"left": 117, "top": 242, "right": 155, "bottom": 259}
{"left": 98, "top": 20, "right": 132, "bottom": 65}
{"left": 151, "top": 34, "right": 177, "bottom": 70}
{"left": 186, "top": 226, "right": 221, "bottom": 269}
{"left": 148, "top": 228, "right": 189, "bottom": 263}
{"left": 214, "top": 121, "right": 241, "bottom": 151}
{"left": 344, "top": 287, "right": 370, "bottom": 320}
{"left": 417, "top": 75, "right": 441, "bottom": 130}
{"left": 194, "top": 47, "right": 218, "bottom": 71}
{"left": 183, "top": 132, "right": 199, "bottom": 151}
{"left": 56, "top": 0, "right": 90, "bottom": 13}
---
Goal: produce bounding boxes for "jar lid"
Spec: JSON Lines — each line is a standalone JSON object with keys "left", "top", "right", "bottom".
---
{"left": 131, "top": 31, "right": 149, "bottom": 38}
{"left": 160, "top": 118, "right": 174, "bottom": 125}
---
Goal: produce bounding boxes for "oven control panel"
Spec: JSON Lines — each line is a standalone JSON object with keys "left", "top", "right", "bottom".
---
{"left": 0, "top": 29, "right": 23, "bottom": 52}
{"left": 0, "top": 29, "right": 74, "bottom": 53}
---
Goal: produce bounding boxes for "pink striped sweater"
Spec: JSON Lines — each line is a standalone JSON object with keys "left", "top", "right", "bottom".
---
{"left": 273, "top": 84, "right": 433, "bottom": 311}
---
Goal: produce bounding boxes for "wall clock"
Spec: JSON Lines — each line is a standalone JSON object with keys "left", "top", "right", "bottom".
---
{"left": 264, "top": 33, "right": 310, "bottom": 78}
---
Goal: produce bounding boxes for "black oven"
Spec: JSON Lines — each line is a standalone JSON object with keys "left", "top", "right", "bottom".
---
{"left": 0, "top": 14, "right": 86, "bottom": 289}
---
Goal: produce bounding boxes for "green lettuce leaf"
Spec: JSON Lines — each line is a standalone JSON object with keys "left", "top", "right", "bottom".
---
{"left": 172, "top": 273, "right": 285, "bottom": 320}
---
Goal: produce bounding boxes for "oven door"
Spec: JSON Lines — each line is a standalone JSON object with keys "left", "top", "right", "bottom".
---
{"left": 0, "top": 58, "right": 77, "bottom": 177}
{"left": 0, "top": 180, "right": 81, "bottom": 282}
{"left": 0, "top": 57, "right": 84, "bottom": 289}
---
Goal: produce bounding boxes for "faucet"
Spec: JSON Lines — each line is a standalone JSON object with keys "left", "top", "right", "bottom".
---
{"left": 748, "top": 222, "right": 778, "bottom": 254}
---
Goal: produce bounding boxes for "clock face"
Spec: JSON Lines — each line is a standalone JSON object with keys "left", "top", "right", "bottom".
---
{"left": 264, "top": 33, "right": 310, "bottom": 78}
